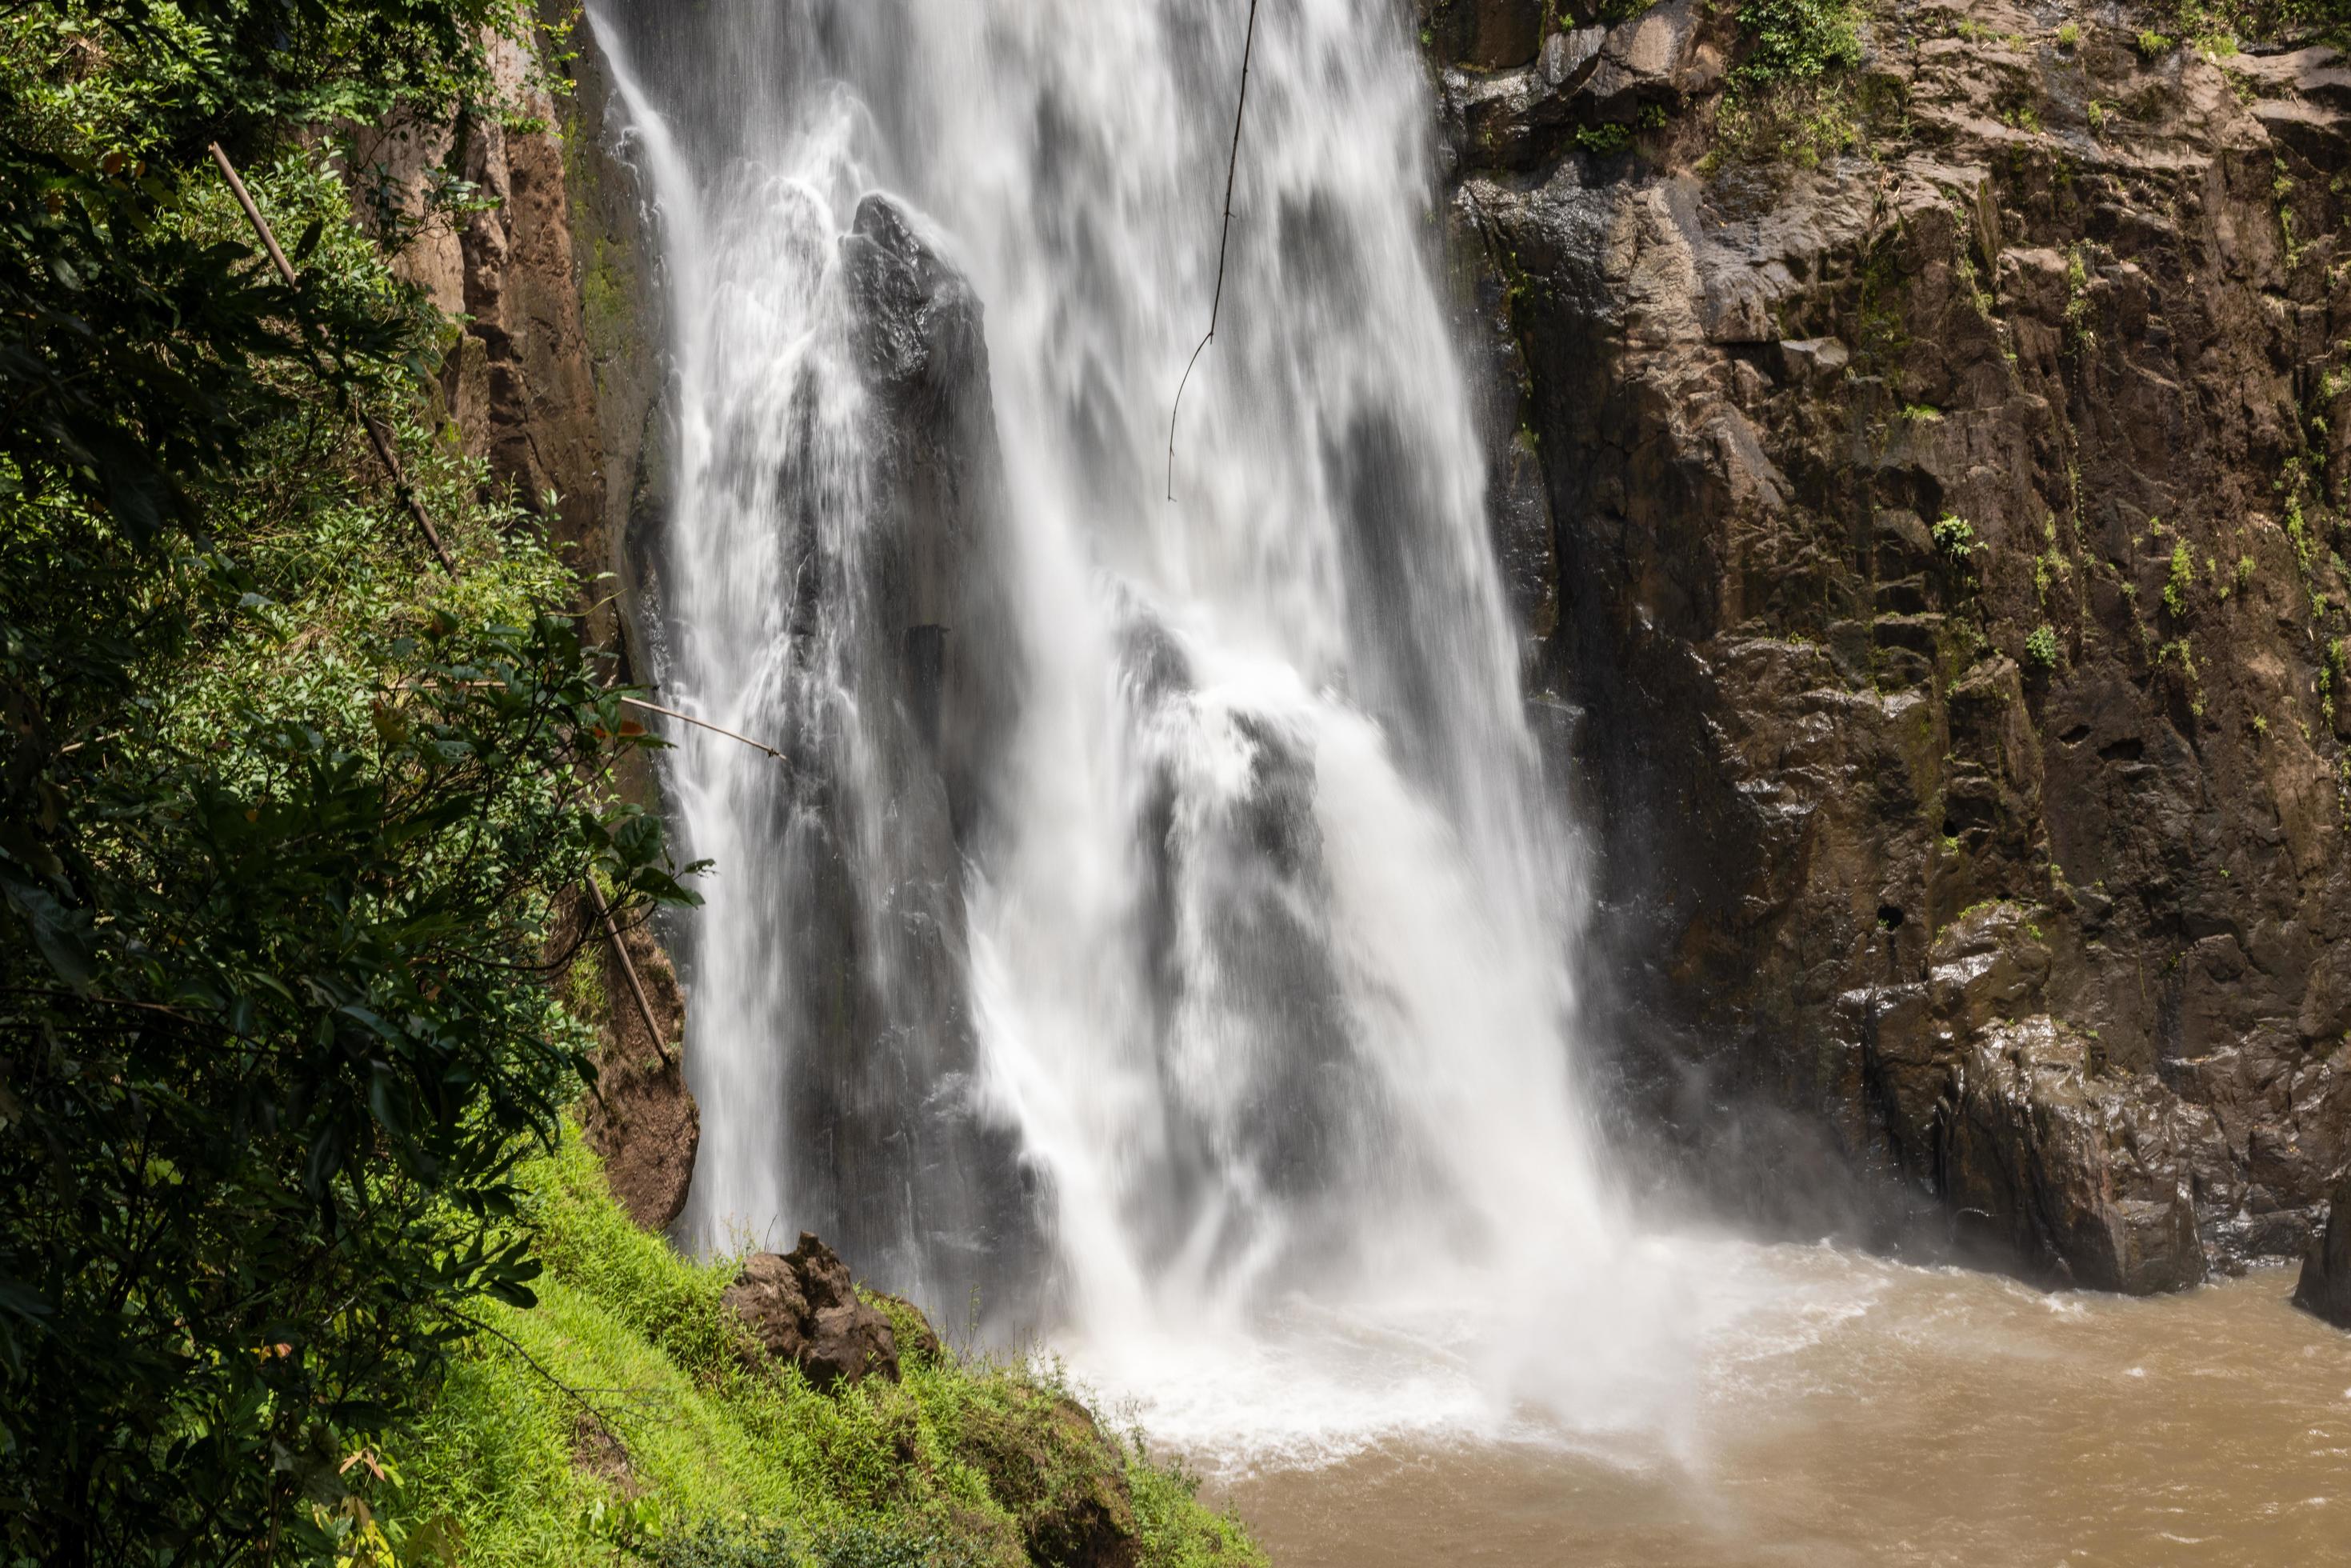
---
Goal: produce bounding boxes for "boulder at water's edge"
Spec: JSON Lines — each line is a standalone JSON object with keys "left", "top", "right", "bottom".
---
{"left": 2296, "top": 1174, "right": 2351, "bottom": 1330}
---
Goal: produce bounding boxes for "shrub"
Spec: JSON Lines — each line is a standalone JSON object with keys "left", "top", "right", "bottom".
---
{"left": 1933, "top": 514, "right": 1979, "bottom": 560}
{"left": 1736, "top": 0, "right": 1863, "bottom": 82}
{"left": 2025, "top": 624, "right": 2061, "bottom": 669}
{"left": 0, "top": 7, "right": 701, "bottom": 1562}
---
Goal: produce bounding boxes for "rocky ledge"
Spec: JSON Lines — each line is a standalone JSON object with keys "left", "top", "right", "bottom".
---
{"left": 722, "top": 1231, "right": 926, "bottom": 1390}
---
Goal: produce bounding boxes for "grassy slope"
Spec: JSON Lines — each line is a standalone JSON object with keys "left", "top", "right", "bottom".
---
{"left": 403, "top": 1137, "right": 1265, "bottom": 1568}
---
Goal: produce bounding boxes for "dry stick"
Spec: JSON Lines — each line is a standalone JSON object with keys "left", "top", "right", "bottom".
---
{"left": 1166, "top": 0, "right": 1265, "bottom": 503}
{"left": 585, "top": 874, "right": 673, "bottom": 1070}
{"left": 616, "top": 694, "right": 789, "bottom": 763}
{"left": 207, "top": 142, "right": 461, "bottom": 577}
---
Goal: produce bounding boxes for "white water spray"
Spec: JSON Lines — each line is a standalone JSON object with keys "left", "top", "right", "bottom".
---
{"left": 597, "top": 0, "right": 1715, "bottom": 1461}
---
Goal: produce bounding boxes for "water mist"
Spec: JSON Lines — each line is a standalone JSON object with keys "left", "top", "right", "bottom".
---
{"left": 594, "top": 0, "right": 1707, "bottom": 1461}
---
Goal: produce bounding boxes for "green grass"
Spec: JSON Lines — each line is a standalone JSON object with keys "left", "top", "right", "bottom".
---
{"left": 397, "top": 1137, "right": 1264, "bottom": 1568}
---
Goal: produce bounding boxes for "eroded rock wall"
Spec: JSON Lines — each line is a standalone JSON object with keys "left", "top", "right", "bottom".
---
{"left": 351, "top": 13, "right": 697, "bottom": 1230}
{"left": 1438, "top": 0, "right": 2351, "bottom": 1286}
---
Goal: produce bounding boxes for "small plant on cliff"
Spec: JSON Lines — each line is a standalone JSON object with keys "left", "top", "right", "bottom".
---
{"left": 1933, "top": 514, "right": 1980, "bottom": 560}
{"left": 2056, "top": 21, "right": 2081, "bottom": 49}
{"left": 2137, "top": 28, "right": 2176, "bottom": 56}
{"left": 2165, "top": 539, "right": 2195, "bottom": 616}
{"left": 2025, "top": 624, "right": 2062, "bottom": 670}
{"left": 2064, "top": 245, "right": 2099, "bottom": 348}
{"left": 1575, "top": 122, "right": 1634, "bottom": 156}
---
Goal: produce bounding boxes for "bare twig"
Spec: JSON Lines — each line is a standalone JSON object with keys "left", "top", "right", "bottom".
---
{"left": 402, "top": 680, "right": 790, "bottom": 762}
{"left": 616, "top": 694, "right": 789, "bottom": 763}
{"left": 584, "top": 877, "right": 672, "bottom": 1070}
{"left": 207, "top": 142, "right": 460, "bottom": 578}
{"left": 1166, "top": 0, "right": 1265, "bottom": 503}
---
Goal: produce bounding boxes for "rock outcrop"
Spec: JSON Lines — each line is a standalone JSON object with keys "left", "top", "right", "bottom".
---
{"left": 2297, "top": 1171, "right": 2351, "bottom": 1327}
{"left": 1437, "top": 0, "right": 2351, "bottom": 1287}
{"left": 558, "top": 886, "right": 698, "bottom": 1233}
{"left": 355, "top": 13, "right": 698, "bottom": 1231}
{"left": 961, "top": 1385, "right": 1143, "bottom": 1568}
{"left": 722, "top": 1232, "right": 913, "bottom": 1390}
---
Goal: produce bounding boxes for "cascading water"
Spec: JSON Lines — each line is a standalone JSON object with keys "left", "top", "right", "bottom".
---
{"left": 594, "top": 0, "right": 1709, "bottom": 1458}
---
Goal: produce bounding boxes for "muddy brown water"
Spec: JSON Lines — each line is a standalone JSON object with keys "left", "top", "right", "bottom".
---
{"left": 1197, "top": 1262, "right": 2351, "bottom": 1567}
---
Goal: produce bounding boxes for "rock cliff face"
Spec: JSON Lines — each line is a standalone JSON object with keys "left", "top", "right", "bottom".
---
{"left": 354, "top": 13, "right": 697, "bottom": 1230}
{"left": 1434, "top": 0, "right": 2351, "bottom": 1288}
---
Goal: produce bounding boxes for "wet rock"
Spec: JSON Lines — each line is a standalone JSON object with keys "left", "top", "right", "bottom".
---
{"left": 1940, "top": 1017, "right": 2213, "bottom": 1294}
{"left": 2295, "top": 1171, "right": 2351, "bottom": 1330}
{"left": 723, "top": 1233, "right": 903, "bottom": 1390}
{"left": 1445, "top": 10, "right": 2351, "bottom": 1286}
{"left": 717, "top": 190, "right": 1046, "bottom": 1326}
{"left": 1461, "top": 0, "right": 1543, "bottom": 70}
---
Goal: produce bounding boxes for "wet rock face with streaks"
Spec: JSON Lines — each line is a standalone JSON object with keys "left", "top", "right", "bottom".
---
{"left": 1437, "top": 0, "right": 2351, "bottom": 1289}
{"left": 2297, "top": 1169, "right": 2351, "bottom": 1327}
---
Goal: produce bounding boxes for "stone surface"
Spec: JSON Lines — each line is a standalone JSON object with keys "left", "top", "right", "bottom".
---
{"left": 1420, "top": 0, "right": 1546, "bottom": 71}
{"left": 723, "top": 1233, "right": 904, "bottom": 1390}
{"left": 2297, "top": 1170, "right": 2351, "bottom": 1329}
{"left": 560, "top": 886, "right": 698, "bottom": 1234}
{"left": 1443, "top": 5, "right": 2351, "bottom": 1290}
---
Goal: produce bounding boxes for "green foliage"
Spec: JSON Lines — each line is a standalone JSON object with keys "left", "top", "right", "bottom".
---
{"left": 1573, "top": 122, "right": 1633, "bottom": 156}
{"left": 0, "top": 6, "right": 701, "bottom": 1564}
{"left": 2137, "top": 28, "right": 2176, "bottom": 55}
{"left": 2165, "top": 538, "right": 2195, "bottom": 616}
{"left": 0, "top": 0, "right": 539, "bottom": 549}
{"left": 396, "top": 1138, "right": 1265, "bottom": 1568}
{"left": 2025, "top": 624, "right": 2061, "bottom": 670}
{"left": 1734, "top": 0, "right": 1862, "bottom": 82}
{"left": 1700, "top": 74, "right": 1864, "bottom": 174}
{"left": 2165, "top": 0, "right": 2351, "bottom": 53}
{"left": 1933, "top": 514, "right": 1978, "bottom": 560}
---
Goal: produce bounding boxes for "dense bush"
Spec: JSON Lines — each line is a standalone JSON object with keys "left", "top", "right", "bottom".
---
{"left": 0, "top": 5, "right": 698, "bottom": 1563}
{"left": 1734, "top": 0, "right": 1863, "bottom": 82}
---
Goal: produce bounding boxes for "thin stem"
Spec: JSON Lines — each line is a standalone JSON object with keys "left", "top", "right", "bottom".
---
{"left": 617, "top": 694, "right": 790, "bottom": 762}
{"left": 1167, "top": 0, "right": 1265, "bottom": 503}
{"left": 585, "top": 877, "right": 672, "bottom": 1070}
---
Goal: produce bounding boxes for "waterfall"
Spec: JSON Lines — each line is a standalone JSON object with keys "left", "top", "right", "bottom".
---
{"left": 596, "top": 0, "right": 1696, "bottom": 1457}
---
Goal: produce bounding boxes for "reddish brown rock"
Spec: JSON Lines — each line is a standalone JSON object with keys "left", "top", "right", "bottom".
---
{"left": 554, "top": 886, "right": 698, "bottom": 1233}
{"left": 722, "top": 1233, "right": 905, "bottom": 1390}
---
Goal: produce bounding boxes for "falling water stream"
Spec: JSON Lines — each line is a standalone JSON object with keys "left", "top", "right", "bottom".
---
{"left": 587, "top": 2, "right": 2351, "bottom": 1560}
